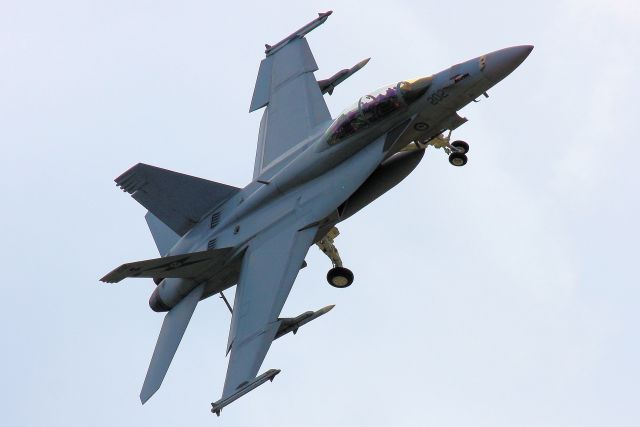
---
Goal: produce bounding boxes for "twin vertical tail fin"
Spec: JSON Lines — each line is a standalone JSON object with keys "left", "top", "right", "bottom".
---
{"left": 140, "top": 284, "right": 204, "bottom": 404}
{"left": 116, "top": 163, "right": 240, "bottom": 237}
{"left": 145, "top": 212, "right": 180, "bottom": 256}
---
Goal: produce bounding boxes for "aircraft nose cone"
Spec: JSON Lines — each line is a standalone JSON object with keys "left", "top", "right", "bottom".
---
{"left": 483, "top": 45, "right": 533, "bottom": 83}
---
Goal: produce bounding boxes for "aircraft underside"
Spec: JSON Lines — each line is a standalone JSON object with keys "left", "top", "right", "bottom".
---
{"left": 100, "top": 9, "right": 532, "bottom": 416}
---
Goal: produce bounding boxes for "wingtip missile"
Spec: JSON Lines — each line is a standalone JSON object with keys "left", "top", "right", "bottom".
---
{"left": 265, "top": 11, "right": 333, "bottom": 56}
{"left": 211, "top": 369, "right": 281, "bottom": 416}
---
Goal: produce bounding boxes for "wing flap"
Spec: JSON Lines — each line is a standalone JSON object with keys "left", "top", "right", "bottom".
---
{"left": 100, "top": 247, "right": 233, "bottom": 283}
{"left": 249, "top": 56, "right": 273, "bottom": 112}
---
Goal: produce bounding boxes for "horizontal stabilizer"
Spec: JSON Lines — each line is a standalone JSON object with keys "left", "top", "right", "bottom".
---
{"left": 100, "top": 247, "right": 233, "bottom": 283}
{"left": 211, "top": 369, "right": 281, "bottom": 416}
{"left": 116, "top": 163, "right": 240, "bottom": 236}
{"left": 141, "top": 284, "right": 204, "bottom": 404}
{"left": 275, "top": 305, "right": 334, "bottom": 340}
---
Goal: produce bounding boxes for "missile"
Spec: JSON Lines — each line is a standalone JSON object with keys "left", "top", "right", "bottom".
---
{"left": 265, "top": 11, "right": 333, "bottom": 56}
{"left": 318, "top": 57, "right": 371, "bottom": 95}
{"left": 210, "top": 305, "right": 333, "bottom": 415}
{"left": 275, "top": 305, "right": 335, "bottom": 339}
{"left": 211, "top": 369, "right": 281, "bottom": 416}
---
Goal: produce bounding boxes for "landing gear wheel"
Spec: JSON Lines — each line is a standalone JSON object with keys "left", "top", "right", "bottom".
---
{"left": 451, "top": 140, "right": 469, "bottom": 154}
{"left": 327, "top": 267, "right": 354, "bottom": 288}
{"left": 449, "top": 152, "right": 468, "bottom": 167}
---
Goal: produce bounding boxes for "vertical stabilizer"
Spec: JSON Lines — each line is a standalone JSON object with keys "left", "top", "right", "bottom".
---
{"left": 140, "top": 284, "right": 204, "bottom": 403}
{"left": 145, "top": 212, "right": 180, "bottom": 256}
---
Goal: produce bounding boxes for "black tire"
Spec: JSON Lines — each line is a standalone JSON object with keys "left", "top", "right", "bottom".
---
{"left": 451, "top": 140, "right": 469, "bottom": 154}
{"left": 449, "top": 152, "right": 468, "bottom": 167}
{"left": 327, "top": 267, "right": 354, "bottom": 288}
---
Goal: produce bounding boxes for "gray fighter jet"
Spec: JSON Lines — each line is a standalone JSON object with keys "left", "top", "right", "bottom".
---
{"left": 101, "top": 11, "right": 532, "bottom": 415}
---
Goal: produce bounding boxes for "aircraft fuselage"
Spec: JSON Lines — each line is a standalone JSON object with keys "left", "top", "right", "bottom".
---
{"left": 150, "top": 45, "right": 533, "bottom": 312}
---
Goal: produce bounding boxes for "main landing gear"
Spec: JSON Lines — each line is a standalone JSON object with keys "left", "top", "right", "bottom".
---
{"left": 405, "top": 130, "right": 470, "bottom": 167}
{"left": 316, "top": 227, "right": 354, "bottom": 288}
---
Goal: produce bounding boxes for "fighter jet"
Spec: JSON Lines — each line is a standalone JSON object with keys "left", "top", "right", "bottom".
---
{"left": 101, "top": 11, "right": 532, "bottom": 416}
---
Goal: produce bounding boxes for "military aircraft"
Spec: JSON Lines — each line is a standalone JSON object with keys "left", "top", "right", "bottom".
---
{"left": 101, "top": 11, "right": 532, "bottom": 416}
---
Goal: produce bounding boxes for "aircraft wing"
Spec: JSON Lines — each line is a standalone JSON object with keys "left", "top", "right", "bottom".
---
{"left": 250, "top": 22, "right": 332, "bottom": 178}
{"left": 214, "top": 219, "right": 318, "bottom": 413}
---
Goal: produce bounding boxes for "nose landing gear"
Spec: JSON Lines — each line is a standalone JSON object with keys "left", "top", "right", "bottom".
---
{"left": 405, "top": 130, "right": 470, "bottom": 167}
{"left": 448, "top": 140, "right": 469, "bottom": 166}
{"left": 327, "top": 267, "right": 354, "bottom": 288}
{"left": 316, "top": 227, "right": 354, "bottom": 288}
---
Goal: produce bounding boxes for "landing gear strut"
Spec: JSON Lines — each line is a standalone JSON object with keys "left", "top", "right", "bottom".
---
{"left": 405, "top": 130, "right": 470, "bottom": 167}
{"left": 316, "top": 227, "right": 354, "bottom": 288}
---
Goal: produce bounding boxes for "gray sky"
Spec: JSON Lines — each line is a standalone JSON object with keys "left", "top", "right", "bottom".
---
{"left": 1, "top": 0, "right": 639, "bottom": 425}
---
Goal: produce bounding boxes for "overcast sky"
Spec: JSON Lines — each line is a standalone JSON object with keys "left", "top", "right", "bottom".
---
{"left": 1, "top": 1, "right": 639, "bottom": 426}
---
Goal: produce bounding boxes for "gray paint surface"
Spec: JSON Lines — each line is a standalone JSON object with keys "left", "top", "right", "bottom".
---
{"left": 2, "top": 1, "right": 639, "bottom": 426}
{"left": 98, "top": 11, "right": 534, "bottom": 411}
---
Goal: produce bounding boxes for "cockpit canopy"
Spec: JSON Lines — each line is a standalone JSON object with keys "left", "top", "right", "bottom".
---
{"left": 326, "top": 76, "right": 432, "bottom": 146}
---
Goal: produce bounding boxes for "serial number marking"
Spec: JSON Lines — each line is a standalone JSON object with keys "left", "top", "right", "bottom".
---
{"left": 427, "top": 89, "right": 449, "bottom": 105}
